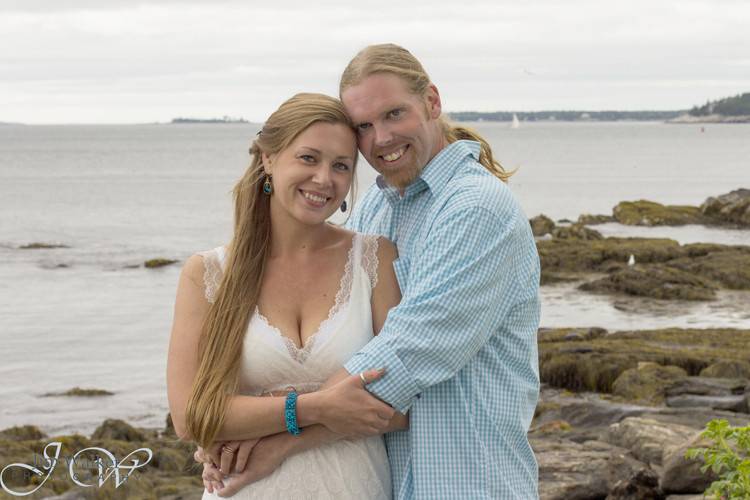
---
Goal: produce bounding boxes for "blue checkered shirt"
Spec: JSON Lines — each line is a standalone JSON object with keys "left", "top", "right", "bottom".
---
{"left": 344, "top": 140, "right": 540, "bottom": 499}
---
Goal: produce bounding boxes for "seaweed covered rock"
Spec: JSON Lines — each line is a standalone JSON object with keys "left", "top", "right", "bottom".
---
{"left": 530, "top": 214, "right": 556, "bottom": 236}
{"left": 144, "top": 258, "right": 179, "bottom": 268}
{"left": 613, "top": 200, "right": 706, "bottom": 226}
{"left": 699, "top": 360, "right": 750, "bottom": 379}
{"left": 700, "top": 188, "right": 750, "bottom": 226}
{"left": 551, "top": 223, "right": 603, "bottom": 240}
{"left": 91, "top": 418, "right": 147, "bottom": 442}
{"left": 0, "top": 425, "right": 46, "bottom": 441}
{"left": 538, "top": 328, "right": 750, "bottom": 395}
{"left": 612, "top": 363, "right": 689, "bottom": 405}
{"left": 577, "top": 213, "right": 616, "bottom": 225}
{"left": 666, "top": 247, "right": 750, "bottom": 290}
{"left": 578, "top": 265, "right": 717, "bottom": 301}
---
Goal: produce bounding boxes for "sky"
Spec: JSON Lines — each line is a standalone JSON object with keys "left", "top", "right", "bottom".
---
{"left": 1, "top": 0, "right": 749, "bottom": 124}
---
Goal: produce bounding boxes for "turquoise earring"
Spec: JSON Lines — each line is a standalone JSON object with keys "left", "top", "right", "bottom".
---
{"left": 263, "top": 175, "right": 273, "bottom": 195}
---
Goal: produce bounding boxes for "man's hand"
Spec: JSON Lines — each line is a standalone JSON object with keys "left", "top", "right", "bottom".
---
{"left": 314, "top": 368, "right": 395, "bottom": 437}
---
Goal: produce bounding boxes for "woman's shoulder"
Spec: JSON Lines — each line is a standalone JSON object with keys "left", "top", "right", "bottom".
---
{"left": 183, "top": 246, "right": 227, "bottom": 303}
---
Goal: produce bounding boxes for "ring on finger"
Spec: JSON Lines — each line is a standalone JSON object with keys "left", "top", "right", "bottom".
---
{"left": 359, "top": 372, "right": 367, "bottom": 384}
{"left": 221, "top": 444, "right": 236, "bottom": 454}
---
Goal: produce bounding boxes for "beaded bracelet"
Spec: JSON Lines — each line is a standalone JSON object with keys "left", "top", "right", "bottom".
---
{"left": 284, "top": 391, "right": 302, "bottom": 436}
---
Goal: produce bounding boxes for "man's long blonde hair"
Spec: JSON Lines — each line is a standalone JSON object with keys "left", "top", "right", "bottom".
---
{"left": 340, "top": 43, "right": 512, "bottom": 182}
{"left": 184, "top": 93, "right": 356, "bottom": 448}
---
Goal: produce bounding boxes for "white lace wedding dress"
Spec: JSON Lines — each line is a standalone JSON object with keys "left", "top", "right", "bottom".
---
{"left": 198, "top": 233, "right": 392, "bottom": 500}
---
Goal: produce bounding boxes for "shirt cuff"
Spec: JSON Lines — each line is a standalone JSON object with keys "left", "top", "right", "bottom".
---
{"left": 343, "top": 342, "right": 421, "bottom": 413}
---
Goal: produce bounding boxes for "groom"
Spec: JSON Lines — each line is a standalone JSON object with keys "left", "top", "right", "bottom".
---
{"left": 204, "top": 44, "right": 541, "bottom": 499}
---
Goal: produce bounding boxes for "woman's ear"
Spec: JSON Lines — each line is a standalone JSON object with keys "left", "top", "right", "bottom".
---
{"left": 261, "top": 152, "right": 273, "bottom": 174}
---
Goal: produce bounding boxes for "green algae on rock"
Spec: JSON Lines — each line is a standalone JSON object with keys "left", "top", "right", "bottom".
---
{"left": 538, "top": 327, "right": 750, "bottom": 396}
{"left": 612, "top": 362, "right": 689, "bottom": 404}
{"left": 43, "top": 387, "right": 114, "bottom": 397}
{"left": 612, "top": 200, "right": 707, "bottom": 226}
{"left": 579, "top": 265, "right": 717, "bottom": 301}
{"left": 577, "top": 213, "right": 616, "bottom": 225}
{"left": 551, "top": 223, "right": 603, "bottom": 240}
{"left": 144, "top": 258, "right": 179, "bottom": 268}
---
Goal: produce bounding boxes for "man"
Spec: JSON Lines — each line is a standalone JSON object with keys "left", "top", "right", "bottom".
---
{"left": 337, "top": 43, "right": 540, "bottom": 499}
{"left": 199, "top": 43, "right": 540, "bottom": 499}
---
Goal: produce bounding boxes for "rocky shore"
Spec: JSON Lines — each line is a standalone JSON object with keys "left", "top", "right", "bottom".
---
{"left": 2, "top": 328, "right": 747, "bottom": 499}
{"left": 571, "top": 189, "right": 750, "bottom": 228}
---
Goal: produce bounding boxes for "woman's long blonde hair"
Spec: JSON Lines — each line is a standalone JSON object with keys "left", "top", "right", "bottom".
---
{"left": 184, "top": 93, "right": 356, "bottom": 448}
{"left": 340, "top": 43, "right": 512, "bottom": 182}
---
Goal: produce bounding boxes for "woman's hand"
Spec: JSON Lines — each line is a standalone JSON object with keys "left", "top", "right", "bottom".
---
{"left": 196, "top": 438, "right": 260, "bottom": 477}
{"left": 312, "top": 368, "right": 396, "bottom": 437}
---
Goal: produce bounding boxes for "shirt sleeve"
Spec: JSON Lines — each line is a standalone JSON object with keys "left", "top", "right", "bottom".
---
{"left": 344, "top": 204, "right": 536, "bottom": 413}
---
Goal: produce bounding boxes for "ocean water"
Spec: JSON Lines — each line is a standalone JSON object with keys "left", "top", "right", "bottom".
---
{"left": 1, "top": 121, "right": 748, "bottom": 435}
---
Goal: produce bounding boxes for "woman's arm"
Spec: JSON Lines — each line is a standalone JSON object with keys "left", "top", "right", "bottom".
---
{"left": 166, "top": 255, "right": 393, "bottom": 442}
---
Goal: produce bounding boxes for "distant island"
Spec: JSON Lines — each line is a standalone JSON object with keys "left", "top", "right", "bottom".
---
{"left": 171, "top": 115, "right": 248, "bottom": 124}
{"left": 448, "top": 110, "right": 683, "bottom": 122}
{"left": 448, "top": 92, "right": 750, "bottom": 124}
{"left": 669, "top": 92, "right": 750, "bottom": 123}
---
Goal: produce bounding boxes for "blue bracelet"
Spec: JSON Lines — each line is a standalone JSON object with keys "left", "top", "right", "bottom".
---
{"left": 284, "top": 391, "right": 302, "bottom": 436}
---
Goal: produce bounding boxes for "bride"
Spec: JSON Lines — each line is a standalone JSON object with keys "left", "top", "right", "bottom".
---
{"left": 166, "top": 93, "right": 406, "bottom": 499}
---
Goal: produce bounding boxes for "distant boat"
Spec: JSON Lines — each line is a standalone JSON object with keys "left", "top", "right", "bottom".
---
{"left": 511, "top": 113, "right": 520, "bottom": 129}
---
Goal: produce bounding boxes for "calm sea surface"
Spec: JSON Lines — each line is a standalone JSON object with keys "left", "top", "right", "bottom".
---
{"left": 1, "top": 121, "right": 748, "bottom": 435}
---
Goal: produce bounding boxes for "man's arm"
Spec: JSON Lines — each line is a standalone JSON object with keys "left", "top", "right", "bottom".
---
{"left": 344, "top": 204, "right": 539, "bottom": 413}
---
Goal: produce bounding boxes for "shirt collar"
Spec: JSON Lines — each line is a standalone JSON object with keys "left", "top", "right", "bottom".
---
{"left": 375, "top": 140, "right": 481, "bottom": 202}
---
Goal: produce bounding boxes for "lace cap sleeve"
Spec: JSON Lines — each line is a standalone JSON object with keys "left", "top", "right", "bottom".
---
{"left": 196, "top": 248, "right": 224, "bottom": 303}
{"left": 361, "top": 234, "right": 380, "bottom": 290}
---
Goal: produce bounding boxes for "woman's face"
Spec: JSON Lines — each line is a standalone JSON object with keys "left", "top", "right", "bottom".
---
{"left": 263, "top": 121, "right": 357, "bottom": 226}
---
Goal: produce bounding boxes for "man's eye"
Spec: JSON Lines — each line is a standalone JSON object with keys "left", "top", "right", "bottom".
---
{"left": 388, "top": 109, "right": 402, "bottom": 119}
{"left": 357, "top": 123, "right": 371, "bottom": 132}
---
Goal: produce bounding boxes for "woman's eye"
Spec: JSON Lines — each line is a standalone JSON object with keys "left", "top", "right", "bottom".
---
{"left": 334, "top": 163, "right": 351, "bottom": 171}
{"left": 300, "top": 154, "right": 315, "bottom": 162}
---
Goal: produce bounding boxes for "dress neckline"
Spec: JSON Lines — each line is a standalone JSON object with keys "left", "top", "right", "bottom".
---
{"left": 254, "top": 233, "right": 358, "bottom": 363}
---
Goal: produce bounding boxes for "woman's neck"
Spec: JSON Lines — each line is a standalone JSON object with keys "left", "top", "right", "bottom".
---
{"left": 268, "top": 206, "right": 335, "bottom": 259}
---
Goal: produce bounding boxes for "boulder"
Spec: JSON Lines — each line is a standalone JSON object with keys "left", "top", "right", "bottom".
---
{"left": 606, "top": 468, "right": 662, "bottom": 500}
{"left": 660, "top": 433, "right": 718, "bottom": 494}
{"left": 699, "top": 360, "right": 750, "bottom": 379}
{"left": 666, "top": 247, "right": 750, "bottom": 290}
{"left": 91, "top": 418, "right": 147, "bottom": 442}
{"left": 606, "top": 417, "right": 695, "bottom": 465}
{"left": 531, "top": 214, "right": 556, "bottom": 236}
{"left": 612, "top": 363, "right": 688, "bottom": 405}
{"left": 700, "top": 188, "right": 750, "bottom": 226}
{"left": 534, "top": 437, "right": 655, "bottom": 500}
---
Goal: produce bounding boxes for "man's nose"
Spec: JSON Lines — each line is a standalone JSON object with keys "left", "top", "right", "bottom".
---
{"left": 373, "top": 124, "right": 393, "bottom": 147}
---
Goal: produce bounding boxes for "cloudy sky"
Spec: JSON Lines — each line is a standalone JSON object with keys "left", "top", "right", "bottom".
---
{"left": 1, "top": 0, "right": 749, "bottom": 124}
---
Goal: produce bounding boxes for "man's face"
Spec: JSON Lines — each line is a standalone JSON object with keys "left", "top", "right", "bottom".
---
{"left": 342, "top": 73, "right": 444, "bottom": 189}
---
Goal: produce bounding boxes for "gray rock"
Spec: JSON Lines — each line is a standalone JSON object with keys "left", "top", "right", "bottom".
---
{"left": 700, "top": 188, "right": 750, "bottom": 226}
{"left": 531, "top": 214, "right": 556, "bottom": 236}
{"left": 660, "top": 433, "right": 718, "bottom": 494}
{"left": 665, "top": 376, "right": 747, "bottom": 397}
{"left": 534, "top": 437, "right": 653, "bottom": 500}
{"left": 605, "top": 468, "right": 662, "bottom": 500}
{"left": 699, "top": 360, "right": 750, "bottom": 379}
{"left": 606, "top": 417, "right": 695, "bottom": 465}
{"left": 665, "top": 394, "right": 747, "bottom": 413}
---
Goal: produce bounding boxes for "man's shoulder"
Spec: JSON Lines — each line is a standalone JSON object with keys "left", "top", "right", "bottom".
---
{"left": 437, "top": 161, "right": 521, "bottom": 223}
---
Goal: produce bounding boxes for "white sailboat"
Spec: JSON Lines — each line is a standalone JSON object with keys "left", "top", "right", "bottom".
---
{"left": 511, "top": 113, "right": 520, "bottom": 129}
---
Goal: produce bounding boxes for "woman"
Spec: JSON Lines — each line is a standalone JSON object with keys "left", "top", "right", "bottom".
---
{"left": 166, "top": 93, "right": 406, "bottom": 499}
